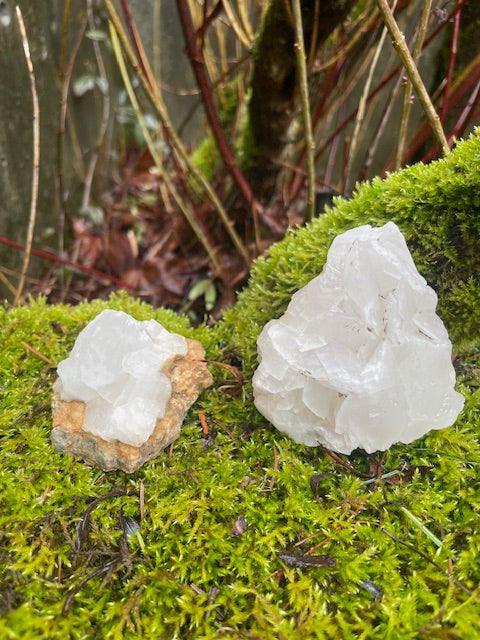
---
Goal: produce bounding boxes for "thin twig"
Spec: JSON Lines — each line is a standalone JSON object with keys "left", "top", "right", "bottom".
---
{"left": 152, "top": 0, "right": 161, "bottom": 85}
{"left": 0, "top": 235, "right": 134, "bottom": 289}
{"left": 14, "top": 6, "right": 39, "bottom": 305}
{"left": 381, "top": 527, "right": 471, "bottom": 595}
{"left": 213, "top": 419, "right": 240, "bottom": 446}
{"left": 221, "top": 0, "right": 251, "bottom": 47}
{"left": 307, "top": 0, "right": 320, "bottom": 69}
{"left": 82, "top": 0, "right": 111, "bottom": 211}
{"left": 21, "top": 341, "right": 55, "bottom": 366}
{"left": 139, "top": 480, "right": 145, "bottom": 521}
{"left": 449, "top": 77, "right": 480, "bottom": 143}
{"left": 269, "top": 445, "right": 279, "bottom": 490}
{"left": 361, "top": 71, "right": 403, "bottom": 179}
{"left": 0, "top": 270, "right": 17, "bottom": 296}
{"left": 56, "top": 0, "right": 72, "bottom": 256}
{"left": 321, "top": 446, "right": 373, "bottom": 478}
{"left": 395, "top": 0, "right": 432, "bottom": 169}
{"left": 345, "top": 7, "right": 393, "bottom": 194}
{"left": 108, "top": 22, "right": 221, "bottom": 271}
{"left": 292, "top": 0, "right": 315, "bottom": 219}
{"left": 315, "top": 5, "right": 379, "bottom": 73}
{"left": 103, "top": 0, "right": 250, "bottom": 267}
{"left": 288, "top": 57, "right": 343, "bottom": 201}
{"left": 441, "top": 0, "right": 464, "bottom": 124}
{"left": 237, "top": 0, "right": 254, "bottom": 43}
{"left": 175, "top": 0, "right": 261, "bottom": 235}
{"left": 376, "top": 0, "right": 449, "bottom": 155}
{"left": 56, "top": 5, "right": 88, "bottom": 256}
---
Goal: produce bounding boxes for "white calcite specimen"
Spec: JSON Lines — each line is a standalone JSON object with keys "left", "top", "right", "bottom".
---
{"left": 54, "top": 309, "right": 189, "bottom": 446}
{"left": 252, "top": 222, "right": 464, "bottom": 454}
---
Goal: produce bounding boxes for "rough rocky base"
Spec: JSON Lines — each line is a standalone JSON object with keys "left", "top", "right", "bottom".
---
{"left": 51, "top": 339, "right": 212, "bottom": 472}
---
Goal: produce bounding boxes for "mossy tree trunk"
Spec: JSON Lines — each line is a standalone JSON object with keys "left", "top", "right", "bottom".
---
{"left": 245, "top": 0, "right": 358, "bottom": 203}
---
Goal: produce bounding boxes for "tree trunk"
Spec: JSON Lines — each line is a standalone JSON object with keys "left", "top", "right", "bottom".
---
{"left": 246, "top": 0, "right": 358, "bottom": 202}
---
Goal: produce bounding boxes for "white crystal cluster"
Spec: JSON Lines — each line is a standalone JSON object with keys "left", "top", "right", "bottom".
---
{"left": 252, "top": 222, "right": 464, "bottom": 454}
{"left": 54, "top": 310, "right": 187, "bottom": 446}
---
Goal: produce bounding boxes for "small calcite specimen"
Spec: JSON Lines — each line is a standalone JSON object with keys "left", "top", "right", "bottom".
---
{"left": 252, "top": 222, "right": 464, "bottom": 454}
{"left": 52, "top": 310, "right": 212, "bottom": 472}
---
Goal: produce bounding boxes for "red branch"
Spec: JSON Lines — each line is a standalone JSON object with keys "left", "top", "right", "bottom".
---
{"left": 0, "top": 236, "right": 134, "bottom": 290}
{"left": 441, "top": 0, "right": 464, "bottom": 124}
{"left": 175, "top": 0, "right": 259, "bottom": 213}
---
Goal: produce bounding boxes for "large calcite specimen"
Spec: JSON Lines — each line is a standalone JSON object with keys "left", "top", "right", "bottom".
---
{"left": 252, "top": 222, "right": 464, "bottom": 454}
{"left": 52, "top": 310, "right": 212, "bottom": 472}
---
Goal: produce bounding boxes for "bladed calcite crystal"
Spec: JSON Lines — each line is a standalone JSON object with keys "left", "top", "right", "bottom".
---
{"left": 252, "top": 222, "right": 464, "bottom": 454}
{"left": 52, "top": 310, "right": 212, "bottom": 472}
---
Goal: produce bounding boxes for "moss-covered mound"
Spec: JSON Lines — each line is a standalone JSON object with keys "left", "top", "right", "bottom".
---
{"left": 221, "top": 128, "right": 480, "bottom": 364}
{"left": 1, "top": 133, "right": 479, "bottom": 639}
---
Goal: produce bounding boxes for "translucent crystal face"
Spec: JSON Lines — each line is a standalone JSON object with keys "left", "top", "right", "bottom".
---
{"left": 252, "top": 222, "right": 465, "bottom": 454}
{"left": 54, "top": 310, "right": 187, "bottom": 446}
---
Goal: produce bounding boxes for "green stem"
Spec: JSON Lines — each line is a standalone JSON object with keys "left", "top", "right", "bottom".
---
{"left": 292, "top": 0, "right": 316, "bottom": 219}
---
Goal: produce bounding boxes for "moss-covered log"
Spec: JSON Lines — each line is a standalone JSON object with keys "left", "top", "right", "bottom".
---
{"left": 223, "top": 129, "right": 480, "bottom": 368}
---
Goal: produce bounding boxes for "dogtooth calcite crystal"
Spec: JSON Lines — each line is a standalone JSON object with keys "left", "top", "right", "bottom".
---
{"left": 252, "top": 222, "right": 464, "bottom": 454}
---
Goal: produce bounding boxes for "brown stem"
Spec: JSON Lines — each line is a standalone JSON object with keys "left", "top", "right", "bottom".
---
{"left": 119, "top": 0, "right": 152, "bottom": 88}
{"left": 175, "top": 0, "right": 259, "bottom": 215}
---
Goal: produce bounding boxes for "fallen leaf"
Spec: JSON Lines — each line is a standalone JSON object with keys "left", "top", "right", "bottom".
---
{"left": 231, "top": 514, "right": 248, "bottom": 537}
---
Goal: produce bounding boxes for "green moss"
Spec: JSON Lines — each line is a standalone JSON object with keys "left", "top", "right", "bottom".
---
{"left": 190, "top": 135, "right": 222, "bottom": 182}
{"left": 190, "top": 79, "right": 243, "bottom": 181}
{"left": 1, "top": 134, "right": 480, "bottom": 638}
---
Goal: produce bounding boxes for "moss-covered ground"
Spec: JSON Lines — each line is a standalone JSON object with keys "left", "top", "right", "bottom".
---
{"left": 1, "top": 133, "right": 479, "bottom": 639}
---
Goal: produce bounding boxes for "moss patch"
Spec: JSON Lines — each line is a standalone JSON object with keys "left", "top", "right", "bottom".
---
{"left": 1, "top": 133, "right": 480, "bottom": 638}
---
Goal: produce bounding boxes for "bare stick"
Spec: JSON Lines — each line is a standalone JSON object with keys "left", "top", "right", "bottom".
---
{"left": 14, "top": 7, "right": 39, "bottom": 305}
{"left": 376, "top": 0, "right": 449, "bottom": 155}
{"left": 222, "top": 0, "right": 251, "bottom": 47}
{"left": 292, "top": 0, "right": 315, "bottom": 219}
{"left": 0, "top": 235, "right": 134, "bottom": 288}
{"left": 346, "top": 6, "right": 393, "bottom": 194}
